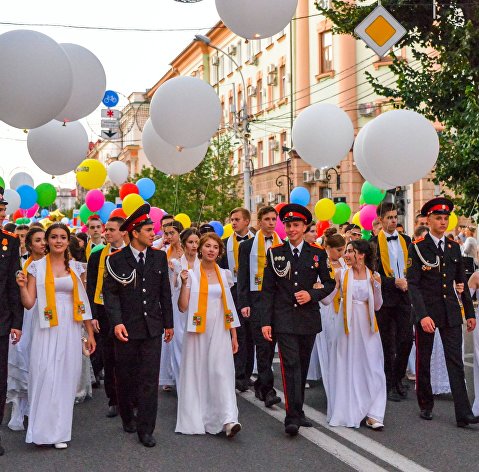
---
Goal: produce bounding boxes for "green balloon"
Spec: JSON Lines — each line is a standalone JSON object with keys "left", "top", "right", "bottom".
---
{"left": 79, "top": 203, "right": 95, "bottom": 224}
{"left": 361, "top": 229, "right": 372, "bottom": 240}
{"left": 359, "top": 195, "right": 365, "bottom": 205}
{"left": 90, "top": 243, "right": 106, "bottom": 255}
{"left": 331, "top": 202, "right": 352, "bottom": 225}
{"left": 0, "top": 176, "right": 5, "bottom": 189}
{"left": 361, "top": 181, "right": 386, "bottom": 205}
{"left": 36, "top": 183, "right": 57, "bottom": 207}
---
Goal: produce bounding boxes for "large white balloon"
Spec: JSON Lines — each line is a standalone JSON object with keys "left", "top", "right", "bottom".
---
{"left": 3, "top": 189, "right": 21, "bottom": 213}
{"left": 55, "top": 43, "right": 106, "bottom": 122}
{"left": 10, "top": 172, "right": 34, "bottom": 190}
{"left": 150, "top": 76, "right": 221, "bottom": 149}
{"left": 292, "top": 103, "right": 354, "bottom": 168}
{"left": 27, "top": 120, "right": 89, "bottom": 175}
{"left": 0, "top": 30, "right": 72, "bottom": 129}
{"left": 362, "top": 110, "right": 439, "bottom": 187}
{"left": 142, "top": 119, "right": 208, "bottom": 175}
{"left": 107, "top": 161, "right": 129, "bottom": 185}
{"left": 216, "top": 0, "right": 298, "bottom": 39}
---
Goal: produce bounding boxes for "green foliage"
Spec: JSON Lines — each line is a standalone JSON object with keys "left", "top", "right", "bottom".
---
{"left": 105, "top": 136, "right": 242, "bottom": 223}
{"left": 317, "top": 1, "right": 479, "bottom": 215}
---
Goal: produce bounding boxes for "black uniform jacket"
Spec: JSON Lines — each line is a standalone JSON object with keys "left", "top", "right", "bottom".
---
{"left": 260, "top": 242, "right": 334, "bottom": 335}
{"left": 86, "top": 248, "right": 104, "bottom": 321}
{"left": 370, "top": 232, "right": 411, "bottom": 307}
{"left": 407, "top": 233, "right": 474, "bottom": 326}
{"left": 0, "top": 229, "right": 22, "bottom": 335}
{"left": 103, "top": 245, "right": 174, "bottom": 340}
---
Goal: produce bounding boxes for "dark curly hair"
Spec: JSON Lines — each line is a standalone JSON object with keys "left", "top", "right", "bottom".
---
{"left": 45, "top": 223, "right": 71, "bottom": 273}
{"left": 348, "top": 239, "right": 376, "bottom": 272}
{"left": 180, "top": 228, "right": 200, "bottom": 248}
{"left": 25, "top": 227, "right": 45, "bottom": 254}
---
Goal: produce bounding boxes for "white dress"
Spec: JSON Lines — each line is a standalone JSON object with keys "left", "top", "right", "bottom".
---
{"left": 328, "top": 279, "right": 386, "bottom": 427}
{"left": 26, "top": 267, "right": 83, "bottom": 445}
{"left": 472, "top": 288, "right": 479, "bottom": 415}
{"left": 176, "top": 283, "right": 238, "bottom": 434}
{"left": 430, "top": 330, "right": 452, "bottom": 395}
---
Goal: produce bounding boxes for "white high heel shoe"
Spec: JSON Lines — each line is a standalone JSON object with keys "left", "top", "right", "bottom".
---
{"left": 225, "top": 422, "right": 242, "bottom": 438}
{"left": 54, "top": 442, "right": 68, "bottom": 449}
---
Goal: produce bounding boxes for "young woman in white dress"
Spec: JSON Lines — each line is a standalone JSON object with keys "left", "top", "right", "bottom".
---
{"left": 326, "top": 239, "right": 386, "bottom": 430}
{"left": 176, "top": 233, "right": 242, "bottom": 437}
{"left": 159, "top": 220, "right": 184, "bottom": 391}
{"left": 7, "top": 227, "right": 45, "bottom": 430}
{"left": 16, "top": 223, "right": 96, "bottom": 449}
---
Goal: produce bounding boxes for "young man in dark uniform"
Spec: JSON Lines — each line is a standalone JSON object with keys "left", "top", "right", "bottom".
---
{"left": 407, "top": 197, "right": 478, "bottom": 427}
{"left": 103, "top": 204, "right": 174, "bottom": 447}
{"left": 0, "top": 187, "right": 23, "bottom": 456}
{"left": 260, "top": 204, "right": 334, "bottom": 436}
{"left": 370, "top": 202, "right": 413, "bottom": 401}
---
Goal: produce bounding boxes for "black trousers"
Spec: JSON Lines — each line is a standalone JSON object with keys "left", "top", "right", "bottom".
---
{"left": 90, "top": 331, "right": 104, "bottom": 378}
{"left": 114, "top": 336, "right": 162, "bottom": 435}
{"left": 0, "top": 335, "right": 8, "bottom": 425}
{"left": 416, "top": 323, "right": 472, "bottom": 421}
{"left": 376, "top": 304, "right": 413, "bottom": 390}
{"left": 101, "top": 334, "right": 117, "bottom": 406}
{"left": 277, "top": 333, "right": 316, "bottom": 425}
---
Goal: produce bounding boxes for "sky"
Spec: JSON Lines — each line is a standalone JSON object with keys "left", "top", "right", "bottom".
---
{"left": 0, "top": 0, "right": 220, "bottom": 188}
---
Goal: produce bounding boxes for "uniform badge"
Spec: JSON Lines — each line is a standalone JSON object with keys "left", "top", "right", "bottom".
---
{"left": 448, "top": 244, "right": 452, "bottom": 249}
{"left": 254, "top": 274, "right": 263, "bottom": 286}
{"left": 407, "top": 258, "right": 412, "bottom": 268}
{"left": 2, "top": 238, "right": 7, "bottom": 251}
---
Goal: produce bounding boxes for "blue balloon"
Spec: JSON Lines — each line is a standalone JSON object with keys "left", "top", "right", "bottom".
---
{"left": 136, "top": 178, "right": 156, "bottom": 200}
{"left": 209, "top": 221, "right": 224, "bottom": 237}
{"left": 17, "top": 185, "right": 38, "bottom": 210}
{"left": 40, "top": 208, "right": 49, "bottom": 218}
{"left": 290, "top": 186, "right": 311, "bottom": 206}
{"left": 98, "top": 201, "right": 116, "bottom": 223}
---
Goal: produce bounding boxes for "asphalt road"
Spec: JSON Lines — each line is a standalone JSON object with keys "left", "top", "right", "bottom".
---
{"left": 1, "top": 330, "right": 479, "bottom": 472}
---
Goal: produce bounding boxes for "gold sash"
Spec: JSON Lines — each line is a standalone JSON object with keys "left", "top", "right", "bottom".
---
{"left": 94, "top": 244, "right": 110, "bottom": 305}
{"left": 378, "top": 231, "right": 408, "bottom": 278}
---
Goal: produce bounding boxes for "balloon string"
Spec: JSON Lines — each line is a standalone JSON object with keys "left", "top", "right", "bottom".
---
{"left": 174, "top": 176, "right": 180, "bottom": 215}
{"left": 467, "top": 194, "right": 479, "bottom": 222}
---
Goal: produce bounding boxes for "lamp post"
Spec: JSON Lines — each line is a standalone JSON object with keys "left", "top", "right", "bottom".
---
{"left": 275, "top": 154, "right": 293, "bottom": 202}
{"left": 194, "top": 34, "right": 252, "bottom": 212}
{"left": 324, "top": 167, "right": 341, "bottom": 190}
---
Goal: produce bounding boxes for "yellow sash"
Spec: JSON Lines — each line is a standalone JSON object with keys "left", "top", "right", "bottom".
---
{"left": 86, "top": 240, "right": 93, "bottom": 261}
{"left": 193, "top": 264, "right": 234, "bottom": 334}
{"left": 44, "top": 254, "right": 85, "bottom": 327}
{"left": 22, "top": 256, "right": 33, "bottom": 275}
{"left": 233, "top": 235, "right": 240, "bottom": 274}
{"left": 256, "top": 230, "right": 281, "bottom": 290}
{"left": 378, "top": 231, "right": 408, "bottom": 277}
{"left": 329, "top": 264, "right": 341, "bottom": 314}
{"left": 94, "top": 244, "right": 110, "bottom": 305}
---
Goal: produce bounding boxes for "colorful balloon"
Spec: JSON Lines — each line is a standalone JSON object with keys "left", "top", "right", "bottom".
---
{"left": 149, "top": 207, "right": 165, "bottom": 233}
{"left": 175, "top": 213, "right": 191, "bottom": 229}
{"left": 209, "top": 221, "right": 224, "bottom": 237}
{"left": 351, "top": 211, "right": 362, "bottom": 228}
{"left": 331, "top": 202, "right": 351, "bottom": 225}
{"left": 446, "top": 211, "right": 458, "bottom": 231}
{"left": 275, "top": 218, "right": 286, "bottom": 240}
{"left": 35, "top": 183, "right": 57, "bottom": 207}
{"left": 274, "top": 202, "right": 287, "bottom": 214}
{"left": 359, "top": 204, "right": 377, "bottom": 231}
{"left": 290, "top": 186, "right": 310, "bottom": 206}
{"left": 79, "top": 203, "right": 95, "bottom": 224}
{"left": 361, "top": 181, "right": 386, "bottom": 206}
{"left": 136, "top": 178, "right": 156, "bottom": 200}
{"left": 17, "top": 185, "right": 38, "bottom": 210}
{"left": 361, "top": 229, "right": 372, "bottom": 240}
{"left": 98, "top": 201, "right": 116, "bottom": 223}
{"left": 122, "top": 194, "right": 144, "bottom": 216}
{"left": 85, "top": 189, "right": 105, "bottom": 212}
{"left": 76, "top": 159, "right": 107, "bottom": 190}
{"left": 0, "top": 176, "right": 4, "bottom": 188}
{"left": 119, "top": 183, "right": 139, "bottom": 200}
{"left": 316, "top": 220, "right": 330, "bottom": 237}
{"left": 314, "top": 198, "right": 335, "bottom": 221}
{"left": 223, "top": 223, "right": 233, "bottom": 239}
{"left": 110, "top": 208, "right": 127, "bottom": 219}
{"left": 26, "top": 203, "right": 39, "bottom": 218}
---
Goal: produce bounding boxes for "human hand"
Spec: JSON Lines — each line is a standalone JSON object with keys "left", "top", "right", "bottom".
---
{"left": 91, "top": 319, "right": 100, "bottom": 333}
{"left": 164, "top": 328, "right": 174, "bottom": 343}
{"left": 420, "top": 316, "right": 435, "bottom": 333}
{"left": 467, "top": 318, "right": 476, "bottom": 332}
{"left": 10, "top": 329, "right": 22, "bottom": 345}
{"left": 262, "top": 326, "right": 273, "bottom": 342}
{"left": 16, "top": 271, "right": 27, "bottom": 288}
{"left": 395, "top": 278, "right": 407, "bottom": 291}
{"left": 114, "top": 324, "right": 129, "bottom": 342}
{"left": 241, "top": 307, "right": 251, "bottom": 318}
{"left": 231, "top": 336, "right": 239, "bottom": 354}
{"left": 295, "top": 290, "right": 312, "bottom": 305}
{"left": 180, "top": 270, "right": 189, "bottom": 285}
{"left": 86, "top": 335, "right": 96, "bottom": 355}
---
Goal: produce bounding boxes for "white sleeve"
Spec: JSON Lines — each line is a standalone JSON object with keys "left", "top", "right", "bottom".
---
{"left": 186, "top": 272, "right": 193, "bottom": 289}
{"left": 225, "top": 269, "right": 234, "bottom": 288}
{"left": 27, "top": 261, "right": 37, "bottom": 277}
{"left": 373, "top": 274, "right": 383, "bottom": 311}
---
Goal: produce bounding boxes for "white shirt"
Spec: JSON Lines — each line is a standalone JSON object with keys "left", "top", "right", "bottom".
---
{"left": 289, "top": 240, "right": 304, "bottom": 256}
{"left": 429, "top": 233, "right": 446, "bottom": 250}
{"left": 384, "top": 230, "right": 402, "bottom": 279}
{"left": 130, "top": 245, "right": 147, "bottom": 263}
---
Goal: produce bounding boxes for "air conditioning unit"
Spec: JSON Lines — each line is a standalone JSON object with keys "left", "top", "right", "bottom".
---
{"left": 358, "top": 102, "right": 375, "bottom": 116}
{"left": 227, "top": 45, "right": 237, "bottom": 56}
{"left": 276, "top": 193, "right": 286, "bottom": 203}
{"left": 267, "top": 192, "right": 276, "bottom": 203}
{"left": 211, "top": 56, "right": 220, "bottom": 66}
{"left": 317, "top": 0, "right": 330, "bottom": 9}
{"left": 303, "top": 171, "right": 313, "bottom": 183}
{"left": 267, "top": 64, "right": 277, "bottom": 86}
{"left": 247, "top": 86, "right": 257, "bottom": 97}
{"left": 313, "top": 168, "right": 327, "bottom": 181}
{"left": 254, "top": 195, "right": 264, "bottom": 204}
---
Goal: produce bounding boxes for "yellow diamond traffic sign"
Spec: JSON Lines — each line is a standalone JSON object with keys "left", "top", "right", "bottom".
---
{"left": 355, "top": 5, "right": 406, "bottom": 57}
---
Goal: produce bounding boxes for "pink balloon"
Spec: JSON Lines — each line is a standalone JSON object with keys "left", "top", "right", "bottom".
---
{"left": 149, "top": 206, "right": 165, "bottom": 234}
{"left": 359, "top": 204, "right": 377, "bottom": 231}
{"left": 26, "top": 203, "right": 39, "bottom": 218}
{"left": 275, "top": 218, "right": 286, "bottom": 240}
{"left": 85, "top": 189, "right": 105, "bottom": 212}
{"left": 81, "top": 224, "right": 88, "bottom": 233}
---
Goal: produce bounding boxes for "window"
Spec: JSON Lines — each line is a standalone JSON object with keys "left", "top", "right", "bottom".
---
{"left": 265, "top": 36, "right": 273, "bottom": 48}
{"left": 226, "top": 55, "right": 233, "bottom": 75}
{"left": 211, "top": 59, "right": 218, "bottom": 84}
{"left": 237, "top": 41, "right": 242, "bottom": 65}
{"left": 257, "top": 140, "right": 263, "bottom": 168}
{"left": 219, "top": 56, "right": 225, "bottom": 80}
{"left": 253, "top": 39, "right": 261, "bottom": 56}
{"left": 247, "top": 85, "right": 254, "bottom": 114}
{"left": 319, "top": 31, "right": 333, "bottom": 73}
{"left": 237, "top": 89, "right": 243, "bottom": 116}
{"left": 228, "top": 95, "right": 234, "bottom": 126}
{"left": 246, "top": 41, "right": 253, "bottom": 62}
{"left": 257, "top": 79, "right": 263, "bottom": 112}
{"left": 279, "top": 64, "right": 286, "bottom": 99}
{"left": 268, "top": 136, "right": 276, "bottom": 166}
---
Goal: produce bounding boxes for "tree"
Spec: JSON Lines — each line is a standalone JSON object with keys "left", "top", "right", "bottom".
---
{"left": 105, "top": 135, "right": 242, "bottom": 223}
{"left": 318, "top": 0, "right": 479, "bottom": 214}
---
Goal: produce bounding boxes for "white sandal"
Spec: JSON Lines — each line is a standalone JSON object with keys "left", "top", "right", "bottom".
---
{"left": 365, "top": 417, "right": 384, "bottom": 430}
{"left": 54, "top": 442, "right": 68, "bottom": 449}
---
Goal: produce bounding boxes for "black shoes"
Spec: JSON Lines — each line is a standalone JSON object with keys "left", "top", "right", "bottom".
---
{"left": 106, "top": 405, "right": 118, "bottom": 418}
{"left": 285, "top": 423, "right": 299, "bottom": 436}
{"left": 299, "top": 417, "right": 313, "bottom": 427}
{"left": 138, "top": 433, "right": 156, "bottom": 447}
{"left": 235, "top": 380, "right": 248, "bottom": 392}
{"left": 456, "top": 414, "right": 479, "bottom": 428}
{"left": 264, "top": 390, "right": 281, "bottom": 408}
{"left": 122, "top": 420, "right": 137, "bottom": 433}
{"left": 254, "top": 389, "right": 265, "bottom": 402}
{"left": 387, "top": 389, "right": 401, "bottom": 402}
{"left": 395, "top": 382, "right": 408, "bottom": 399}
{"left": 420, "top": 409, "right": 433, "bottom": 420}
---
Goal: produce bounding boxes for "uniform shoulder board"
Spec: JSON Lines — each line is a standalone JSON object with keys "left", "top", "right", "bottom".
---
{"left": 2, "top": 230, "right": 17, "bottom": 238}
{"left": 412, "top": 237, "right": 425, "bottom": 244}
{"left": 271, "top": 242, "right": 284, "bottom": 249}
{"left": 109, "top": 248, "right": 123, "bottom": 256}
{"left": 310, "top": 242, "right": 324, "bottom": 250}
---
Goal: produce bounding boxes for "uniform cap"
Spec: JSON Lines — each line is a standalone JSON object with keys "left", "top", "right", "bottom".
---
{"left": 420, "top": 197, "right": 454, "bottom": 217}
{"left": 0, "top": 186, "right": 7, "bottom": 205}
{"left": 120, "top": 203, "right": 153, "bottom": 232}
{"left": 279, "top": 203, "right": 312, "bottom": 225}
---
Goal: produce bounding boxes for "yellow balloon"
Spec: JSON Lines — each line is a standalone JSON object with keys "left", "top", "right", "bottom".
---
{"left": 175, "top": 213, "right": 191, "bottom": 229}
{"left": 446, "top": 211, "right": 458, "bottom": 231}
{"left": 76, "top": 159, "right": 107, "bottom": 190}
{"left": 49, "top": 209, "right": 65, "bottom": 221}
{"left": 352, "top": 211, "right": 363, "bottom": 228}
{"left": 314, "top": 198, "right": 335, "bottom": 221}
{"left": 39, "top": 217, "right": 53, "bottom": 229}
{"left": 223, "top": 223, "right": 233, "bottom": 239}
{"left": 122, "top": 193, "right": 144, "bottom": 216}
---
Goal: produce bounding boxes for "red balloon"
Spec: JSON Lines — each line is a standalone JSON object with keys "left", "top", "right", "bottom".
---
{"left": 110, "top": 208, "right": 127, "bottom": 219}
{"left": 12, "top": 209, "right": 23, "bottom": 221}
{"left": 119, "top": 183, "right": 139, "bottom": 200}
{"left": 316, "top": 220, "right": 330, "bottom": 237}
{"left": 275, "top": 203, "right": 287, "bottom": 214}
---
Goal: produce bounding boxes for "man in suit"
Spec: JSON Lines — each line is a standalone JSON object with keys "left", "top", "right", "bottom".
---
{"left": 407, "top": 197, "right": 478, "bottom": 427}
{"left": 237, "top": 205, "right": 281, "bottom": 408}
{"left": 103, "top": 204, "right": 174, "bottom": 447}
{"left": 260, "top": 204, "right": 334, "bottom": 436}
{"left": 219, "top": 207, "right": 254, "bottom": 392}
{"left": 370, "top": 202, "right": 413, "bottom": 401}
{"left": 87, "top": 216, "right": 126, "bottom": 418}
{"left": 86, "top": 215, "right": 103, "bottom": 261}
{"left": 0, "top": 187, "right": 23, "bottom": 456}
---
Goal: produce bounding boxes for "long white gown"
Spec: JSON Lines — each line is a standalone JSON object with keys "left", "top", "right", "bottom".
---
{"left": 176, "top": 283, "right": 238, "bottom": 434}
{"left": 26, "top": 273, "right": 83, "bottom": 444}
{"left": 328, "top": 278, "right": 386, "bottom": 427}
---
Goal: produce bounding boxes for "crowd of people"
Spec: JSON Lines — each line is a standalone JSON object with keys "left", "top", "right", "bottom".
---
{"left": 1, "top": 183, "right": 479, "bottom": 455}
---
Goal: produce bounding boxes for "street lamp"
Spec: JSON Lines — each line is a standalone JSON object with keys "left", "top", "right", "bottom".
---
{"left": 275, "top": 151, "right": 293, "bottom": 202}
{"left": 324, "top": 167, "right": 341, "bottom": 191}
{"left": 194, "top": 34, "right": 252, "bottom": 212}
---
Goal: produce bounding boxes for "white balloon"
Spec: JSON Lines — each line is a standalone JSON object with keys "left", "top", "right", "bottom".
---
{"left": 3, "top": 189, "right": 21, "bottom": 213}
{"left": 27, "top": 120, "right": 89, "bottom": 175}
{"left": 362, "top": 110, "right": 439, "bottom": 187}
{"left": 292, "top": 103, "right": 354, "bottom": 168}
{"left": 216, "top": 0, "right": 298, "bottom": 39}
{"left": 10, "top": 172, "right": 34, "bottom": 190}
{"left": 55, "top": 43, "right": 106, "bottom": 122}
{"left": 61, "top": 217, "right": 69, "bottom": 224}
{"left": 150, "top": 76, "right": 221, "bottom": 148}
{"left": 142, "top": 119, "right": 208, "bottom": 175}
{"left": 107, "top": 161, "right": 129, "bottom": 185}
{"left": 0, "top": 30, "right": 72, "bottom": 129}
